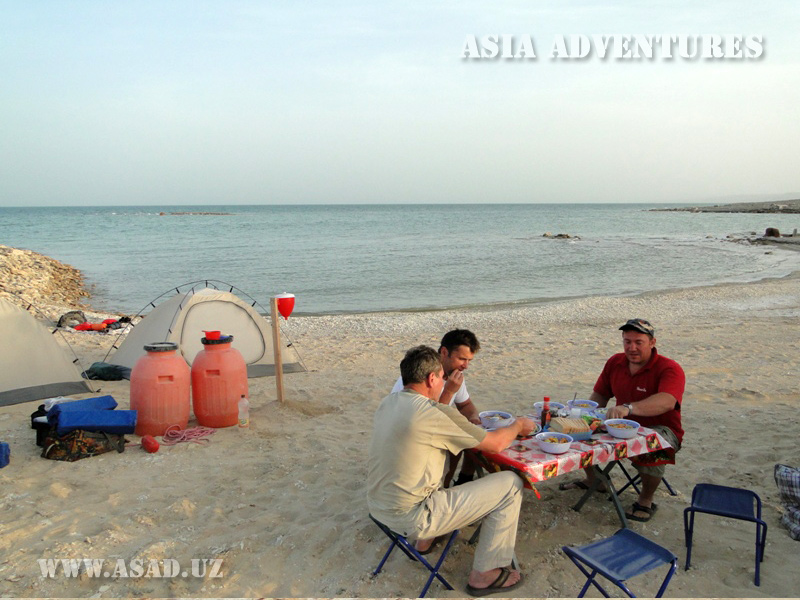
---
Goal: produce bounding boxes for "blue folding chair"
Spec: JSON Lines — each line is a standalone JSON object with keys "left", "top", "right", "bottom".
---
{"left": 562, "top": 528, "right": 678, "bottom": 598}
{"left": 615, "top": 461, "right": 678, "bottom": 496}
{"left": 683, "top": 483, "right": 768, "bottom": 586}
{"left": 368, "top": 514, "right": 459, "bottom": 598}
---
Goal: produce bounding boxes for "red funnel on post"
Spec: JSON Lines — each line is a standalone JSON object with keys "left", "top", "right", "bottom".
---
{"left": 275, "top": 293, "right": 295, "bottom": 320}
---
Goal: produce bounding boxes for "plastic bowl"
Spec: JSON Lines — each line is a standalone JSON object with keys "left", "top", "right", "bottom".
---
{"left": 535, "top": 432, "right": 573, "bottom": 454}
{"left": 533, "top": 401, "right": 565, "bottom": 412}
{"left": 568, "top": 399, "right": 598, "bottom": 411}
{"left": 604, "top": 418, "right": 640, "bottom": 439}
{"left": 479, "top": 410, "right": 515, "bottom": 430}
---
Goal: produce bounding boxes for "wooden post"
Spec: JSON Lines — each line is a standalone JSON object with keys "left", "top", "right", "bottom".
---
{"left": 270, "top": 297, "right": 286, "bottom": 403}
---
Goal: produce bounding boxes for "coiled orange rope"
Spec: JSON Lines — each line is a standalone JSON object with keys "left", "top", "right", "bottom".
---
{"left": 160, "top": 424, "right": 217, "bottom": 446}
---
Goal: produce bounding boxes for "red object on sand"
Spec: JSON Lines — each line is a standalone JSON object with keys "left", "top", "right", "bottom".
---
{"left": 102, "top": 319, "right": 117, "bottom": 325}
{"left": 192, "top": 336, "right": 248, "bottom": 428}
{"left": 275, "top": 293, "right": 295, "bottom": 320}
{"left": 130, "top": 342, "right": 191, "bottom": 437}
{"left": 141, "top": 435, "right": 160, "bottom": 453}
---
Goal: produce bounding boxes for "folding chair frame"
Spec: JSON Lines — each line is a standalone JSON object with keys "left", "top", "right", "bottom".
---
{"left": 683, "top": 483, "right": 768, "bottom": 586}
{"left": 369, "top": 514, "right": 459, "bottom": 598}
{"left": 562, "top": 529, "right": 678, "bottom": 598}
{"left": 615, "top": 461, "right": 678, "bottom": 496}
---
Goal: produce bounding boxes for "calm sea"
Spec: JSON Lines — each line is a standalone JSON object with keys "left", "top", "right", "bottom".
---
{"left": 2, "top": 204, "right": 799, "bottom": 315}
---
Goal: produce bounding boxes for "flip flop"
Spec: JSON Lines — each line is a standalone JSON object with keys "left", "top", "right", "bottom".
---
{"left": 627, "top": 501, "right": 658, "bottom": 522}
{"left": 417, "top": 534, "right": 446, "bottom": 556}
{"left": 558, "top": 480, "right": 607, "bottom": 493}
{"left": 466, "top": 567, "right": 524, "bottom": 597}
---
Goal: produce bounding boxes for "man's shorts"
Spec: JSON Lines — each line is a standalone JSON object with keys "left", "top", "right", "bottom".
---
{"left": 632, "top": 425, "right": 681, "bottom": 478}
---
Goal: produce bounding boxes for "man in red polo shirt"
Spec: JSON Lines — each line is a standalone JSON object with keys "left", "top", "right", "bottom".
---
{"left": 560, "top": 318, "right": 685, "bottom": 522}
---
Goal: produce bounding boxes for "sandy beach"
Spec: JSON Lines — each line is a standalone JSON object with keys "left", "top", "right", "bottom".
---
{"left": 2, "top": 248, "right": 800, "bottom": 598}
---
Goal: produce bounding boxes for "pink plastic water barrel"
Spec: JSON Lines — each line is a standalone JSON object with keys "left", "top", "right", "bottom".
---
{"left": 191, "top": 334, "right": 249, "bottom": 428}
{"left": 130, "top": 342, "right": 191, "bottom": 437}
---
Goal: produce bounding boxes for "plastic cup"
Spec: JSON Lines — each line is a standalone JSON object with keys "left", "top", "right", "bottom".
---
{"left": 203, "top": 330, "right": 221, "bottom": 340}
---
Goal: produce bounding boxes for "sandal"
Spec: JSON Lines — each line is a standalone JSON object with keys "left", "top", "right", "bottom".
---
{"left": 466, "top": 567, "right": 524, "bottom": 597}
{"left": 626, "top": 501, "right": 658, "bottom": 522}
{"left": 416, "top": 534, "right": 446, "bottom": 555}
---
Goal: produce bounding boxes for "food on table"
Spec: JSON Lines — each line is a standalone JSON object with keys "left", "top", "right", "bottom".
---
{"left": 581, "top": 415, "right": 602, "bottom": 431}
{"left": 542, "top": 436, "right": 566, "bottom": 444}
{"left": 607, "top": 421, "right": 635, "bottom": 429}
{"left": 550, "top": 417, "right": 589, "bottom": 434}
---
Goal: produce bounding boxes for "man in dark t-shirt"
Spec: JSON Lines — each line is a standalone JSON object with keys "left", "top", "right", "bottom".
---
{"left": 560, "top": 318, "right": 685, "bottom": 523}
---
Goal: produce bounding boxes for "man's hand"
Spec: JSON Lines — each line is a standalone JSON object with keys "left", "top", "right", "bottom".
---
{"left": 606, "top": 405, "right": 630, "bottom": 419}
{"left": 515, "top": 417, "right": 537, "bottom": 437}
{"left": 444, "top": 369, "right": 464, "bottom": 396}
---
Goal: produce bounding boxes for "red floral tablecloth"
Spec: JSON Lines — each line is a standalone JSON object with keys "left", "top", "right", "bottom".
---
{"left": 482, "top": 427, "right": 672, "bottom": 484}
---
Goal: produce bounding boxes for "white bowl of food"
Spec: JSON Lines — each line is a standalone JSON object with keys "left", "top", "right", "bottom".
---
{"left": 535, "top": 432, "right": 573, "bottom": 454}
{"left": 603, "top": 418, "right": 640, "bottom": 439}
{"left": 533, "top": 401, "right": 565, "bottom": 412}
{"left": 479, "top": 410, "right": 515, "bottom": 430}
{"left": 568, "top": 399, "right": 599, "bottom": 411}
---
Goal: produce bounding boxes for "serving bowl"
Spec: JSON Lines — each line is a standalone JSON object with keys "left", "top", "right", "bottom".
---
{"left": 533, "top": 401, "right": 565, "bottom": 412}
{"left": 535, "top": 432, "right": 573, "bottom": 454}
{"left": 603, "top": 418, "right": 640, "bottom": 439}
{"left": 568, "top": 399, "right": 599, "bottom": 411}
{"left": 479, "top": 410, "right": 515, "bottom": 430}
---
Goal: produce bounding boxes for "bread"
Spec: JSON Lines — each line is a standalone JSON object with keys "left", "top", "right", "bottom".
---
{"left": 550, "top": 417, "right": 589, "bottom": 434}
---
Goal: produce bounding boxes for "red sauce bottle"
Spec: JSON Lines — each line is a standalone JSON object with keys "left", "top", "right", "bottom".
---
{"left": 541, "top": 396, "right": 551, "bottom": 429}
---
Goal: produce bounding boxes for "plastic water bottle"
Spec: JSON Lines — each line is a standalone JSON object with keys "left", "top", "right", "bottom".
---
{"left": 238, "top": 395, "right": 250, "bottom": 428}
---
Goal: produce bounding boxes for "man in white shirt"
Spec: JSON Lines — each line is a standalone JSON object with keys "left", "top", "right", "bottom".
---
{"left": 390, "top": 329, "right": 481, "bottom": 485}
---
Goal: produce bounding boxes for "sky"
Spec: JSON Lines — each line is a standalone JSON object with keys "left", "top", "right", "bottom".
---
{"left": 1, "top": 1, "right": 798, "bottom": 206}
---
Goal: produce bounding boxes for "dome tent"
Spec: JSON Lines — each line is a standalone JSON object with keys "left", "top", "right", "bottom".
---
{"left": 105, "top": 283, "right": 305, "bottom": 378}
{"left": 0, "top": 297, "right": 93, "bottom": 407}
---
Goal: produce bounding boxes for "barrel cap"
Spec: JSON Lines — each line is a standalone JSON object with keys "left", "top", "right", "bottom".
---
{"left": 201, "top": 334, "right": 234, "bottom": 345}
{"left": 143, "top": 342, "right": 179, "bottom": 352}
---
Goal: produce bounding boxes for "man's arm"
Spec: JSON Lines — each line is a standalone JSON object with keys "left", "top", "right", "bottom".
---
{"left": 475, "top": 417, "right": 536, "bottom": 454}
{"left": 589, "top": 391, "right": 609, "bottom": 407}
{"left": 456, "top": 398, "right": 481, "bottom": 424}
{"left": 606, "top": 392, "right": 678, "bottom": 419}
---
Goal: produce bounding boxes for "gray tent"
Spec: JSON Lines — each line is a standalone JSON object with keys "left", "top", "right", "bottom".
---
{"left": 106, "top": 288, "right": 305, "bottom": 378}
{"left": 0, "top": 298, "right": 93, "bottom": 407}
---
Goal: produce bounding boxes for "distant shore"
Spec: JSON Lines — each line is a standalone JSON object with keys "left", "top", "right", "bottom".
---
{"left": 653, "top": 198, "right": 800, "bottom": 214}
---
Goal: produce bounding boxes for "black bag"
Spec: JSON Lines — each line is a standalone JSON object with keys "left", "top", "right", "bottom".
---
{"left": 41, "top": 429, "right": 126, "bottom": 462}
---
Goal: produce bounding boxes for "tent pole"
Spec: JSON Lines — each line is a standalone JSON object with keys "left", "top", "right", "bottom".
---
{"left": 270, "top": 297, "right": 286, "bottom": 403}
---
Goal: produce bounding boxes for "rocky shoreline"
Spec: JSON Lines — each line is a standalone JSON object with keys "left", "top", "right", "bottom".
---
{"left": 653, "top": 198, "right": 800, "bottom": 214}
{"left": 0, "top": 245, "right": 92, "bottom": 320}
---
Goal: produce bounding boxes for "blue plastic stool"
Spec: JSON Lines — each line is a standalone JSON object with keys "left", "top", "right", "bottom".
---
{"left": 369, "top": 514, "right": 459, "bottom": 598}
{"left": 562, "top": 528, "right": 678, "bottom": 597}
{"left": 615, "top": 461, "right": 678, "bottom": 496}
{"left": 683, "top": 483, "right": 767, "bottom": 586}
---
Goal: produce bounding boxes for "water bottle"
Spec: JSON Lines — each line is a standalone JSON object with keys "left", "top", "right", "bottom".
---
{"left": 238, "top": 395, "right": 250, "bottom": 428}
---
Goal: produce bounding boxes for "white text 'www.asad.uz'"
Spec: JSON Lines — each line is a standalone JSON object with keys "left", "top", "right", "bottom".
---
{"left": 37, "top": 558, "right": 224, "bottom": 579}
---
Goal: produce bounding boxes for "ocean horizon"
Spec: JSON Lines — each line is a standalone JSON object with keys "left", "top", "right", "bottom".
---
{"left": 2, "top": 203, "right": 799, "bottom": 316}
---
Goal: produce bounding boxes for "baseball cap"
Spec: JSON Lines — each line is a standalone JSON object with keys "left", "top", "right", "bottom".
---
{"left": 619, "top": 318, "right": 655, "bottom": 337}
